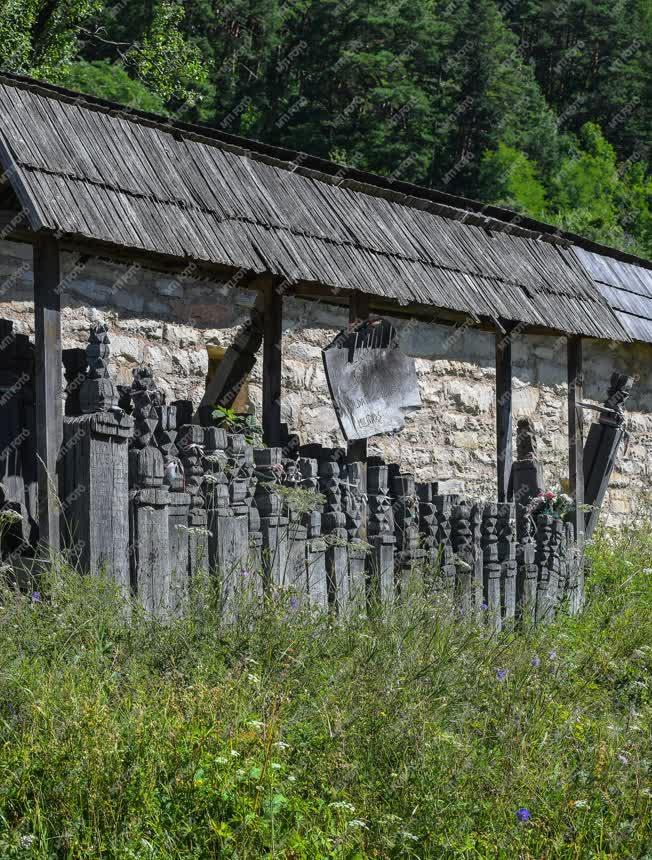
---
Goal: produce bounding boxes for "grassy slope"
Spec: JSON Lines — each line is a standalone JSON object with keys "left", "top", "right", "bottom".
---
{"left": 0, "top": 526, "right": 650, "bottom": 859}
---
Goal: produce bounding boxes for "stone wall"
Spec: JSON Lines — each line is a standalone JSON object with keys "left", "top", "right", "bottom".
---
{"left": 1, "top": 238, "right": 649, "bottom": 524}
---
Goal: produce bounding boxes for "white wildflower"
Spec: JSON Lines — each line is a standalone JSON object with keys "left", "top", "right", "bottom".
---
{"left": 399, "top": 831, "right": 419, "bottom": 842}
{"left": 329, "top": 801, "right": 355, "bottom": 812}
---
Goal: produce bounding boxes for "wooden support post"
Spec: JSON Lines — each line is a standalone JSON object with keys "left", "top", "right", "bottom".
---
{"left": 346, "top": 291, "right": 370, "bottom": 464}
{"left": 33, "top": 236, "right": 63, "bottom": 549}
{"left": 495, "top": 326, "right": 513, "bottom": 503}
{"left": 567, "top": 336, "right": 584, "bottom": 541}
{"left": 262, "top": 278, "right": 283, "bottom": 447}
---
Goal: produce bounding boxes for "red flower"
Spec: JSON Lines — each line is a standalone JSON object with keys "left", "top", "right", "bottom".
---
{"left": 544, "top": 491, "right": 555, "bottom": 501}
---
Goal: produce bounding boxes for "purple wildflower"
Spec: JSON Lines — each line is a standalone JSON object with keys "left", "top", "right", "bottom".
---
{"left": 496, "top": 668, "right": 507, "bottom": 681}
{"left": 531, "top": 655, "right": 541, "bottom": 668}
{"left": 549, "top": 650, "right": 557, "bottom": 661}
{"left": 31, "top": 591, "right": 41, "bottom": 603}
{"left": 516, "top": 808, "right": 531, "bottom": 823}
{"left": 481, "top": 602, "right": 488, "bottom": 610}
{"left": 290, "top": 595, "right": 298, "bottom": 609}
{"left": 240, "top": 569, "right": 250, "bottom": 577}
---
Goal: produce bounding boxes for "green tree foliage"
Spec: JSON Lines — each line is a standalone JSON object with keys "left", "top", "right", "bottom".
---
{"left": 0, "top": 0, "right": 102, "bottom": 77}
{"left": 0, "top": 0, "right": 650, "bottom": 256}
{"left": 0, "top": 0, "right": 205, "bottom": 103}
{"left": 479, "top": 143, "right": 548, "bottom": 218}
{"left": 58, "top": 59, "right": 167, "bottom": 111}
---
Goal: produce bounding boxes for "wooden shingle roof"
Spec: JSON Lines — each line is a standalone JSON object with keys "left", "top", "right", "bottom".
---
{"left": 573, "top": 247, "right": 652, "bottom": 344}
{"left": 0, "top": 72, "right": 631, "bottom": 341}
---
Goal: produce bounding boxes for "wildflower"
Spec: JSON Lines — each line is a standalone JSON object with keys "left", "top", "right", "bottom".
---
{"left": 548, "top": 650, "right": 557, "bottom": 660}
{"left": 20, "top": 835, "right": 35, "bottom": 848}
{"left": 617, "top": 753, "right": 629, "bottom": 765}
{"left": 215, "top": 756, "right": 228, "bottom": 765}
{"left": 240, "top": 569, "right": 250, "bottom": 577}
{"left": 31, "top": 591, "right": 41, "bottom": 603}
{"left": 531, "top": 655, "right": 541, "bottom": 668}
{"left": 571, "top": 799, "right": 589, "bottom": 809}
{"left": 400, "top": 830, "right": 419, "bottom": 842}
{"left": 270, "top": 762, "right": 282, "bottom": 770}
{"left": 230, "top": 749, "right": 240, "bottom": 757}
{"left": 481, "top": 602, "right": 488, "bottom": 610}
{"left": 274, "top": 741, "right": 290, "bottom": 750}
{"left": 516, "top": 808, "right": 531, "bottom": 823}
{"left": 290, "top": 595, "right": 299, "bottom": 609}
{"left": 496, "top": 668, "right": 507, "bottom": 681}
{"left": 347, "top": 819, "right": 368, "bottom": 829}
{"left": 544, "top": 491, "right": 555, "bottom": 501}
{"left": 329, "top": 801, "right": 355, "bottom": 812}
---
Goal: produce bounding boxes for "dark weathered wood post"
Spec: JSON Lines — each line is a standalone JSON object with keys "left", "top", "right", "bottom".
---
{"left": 567, "top": 335, "right": 585, "bottom": 612}
{"left": 495, "top": 325, "right": 513, "bottom": 503}
{"left": 33, "top": 236, "right": 63, "bottom": 550}
{"left": 346, "top": 291, "right": 370, "bottom": 465}
{"left": 568, "top": 337, "right": 584, "bottom": 537}
{"left": 262, "top": 278, "right": 282, "bottom": 447}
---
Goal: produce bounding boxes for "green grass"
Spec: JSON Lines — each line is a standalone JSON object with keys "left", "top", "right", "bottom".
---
{"left": 0, "top": 525, "right": 651, "bottom": 859}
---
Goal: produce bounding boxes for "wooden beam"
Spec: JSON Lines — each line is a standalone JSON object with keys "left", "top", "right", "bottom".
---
{"left": 495, "top": 326, "right": 513, "bottom": 502}
{"left": 197, "top": 288, "right": 265, "bottom": 418}
{"left": 33, "top": 236, "right": 63, "bottom": 550}
{"left": 262, "top": 278, "right": 283, "bottom": 447}
{"left": 567, "top": 336, "right": 584, "bottom": 541}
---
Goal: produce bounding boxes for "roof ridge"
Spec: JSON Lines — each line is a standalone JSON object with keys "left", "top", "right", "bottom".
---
{"left": 1, "top": 70, "right": 650, "bottom": 271}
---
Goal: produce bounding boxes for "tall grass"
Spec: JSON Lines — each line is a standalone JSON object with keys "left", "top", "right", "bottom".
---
{"left": 0, "top": 525, "right": 650, "bottom": 858}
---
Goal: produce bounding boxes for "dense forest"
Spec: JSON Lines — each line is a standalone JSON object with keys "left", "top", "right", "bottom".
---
{"left": 1, "top": 0, "right": 650, "bottom": 256}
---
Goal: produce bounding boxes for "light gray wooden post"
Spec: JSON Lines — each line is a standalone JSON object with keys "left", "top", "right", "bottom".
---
{"left": 254, "top": 447, "right": 288, "bottom": 589}
{"left": 33, "top": 236, "right": 63, "bottom": 549}
{"left": 497, "top": 502, "right": 517, "bottom": 626}
{"left": 367, "top": 462, "right": 396, "bottom": 605}
{"left": 299, "top": 457, "right": 328, "bottom": 609}
{"left": 567, "top": 336, "right": 584, "bottom": 613}
{"left": 495, "top": 326, "right": 513, "bottom": 503}
{"left": 60, "top": 325, "right": 133, "bottom": 594}
{"left": 482, "top": 503, "right": 502, "bottom": 631}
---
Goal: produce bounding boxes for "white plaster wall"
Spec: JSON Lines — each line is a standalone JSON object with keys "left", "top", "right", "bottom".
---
{"left": 1, "top": 239, "right": 650, "bottom": 523}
